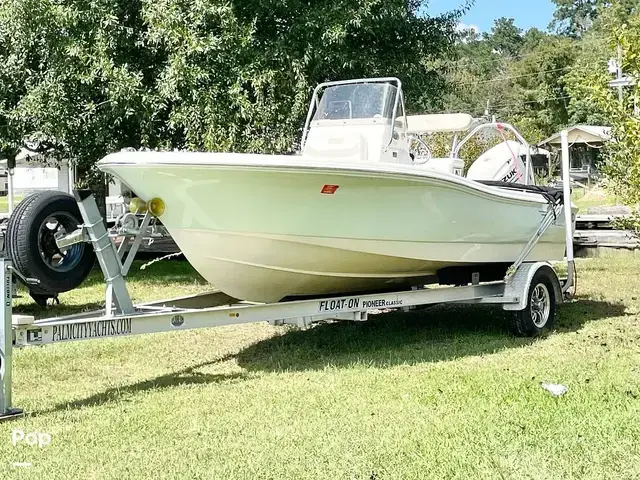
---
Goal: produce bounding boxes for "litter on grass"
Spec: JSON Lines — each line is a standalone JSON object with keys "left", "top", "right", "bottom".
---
{"left": 541, "top": 383, "right": 568, "bottom": 397}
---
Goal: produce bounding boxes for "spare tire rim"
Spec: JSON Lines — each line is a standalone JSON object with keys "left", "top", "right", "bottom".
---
{"left": 37, "top": 212, "right": 84, "bottom": 273}
{"left": 530, "top": 283, "right": 551, "bottom": 328}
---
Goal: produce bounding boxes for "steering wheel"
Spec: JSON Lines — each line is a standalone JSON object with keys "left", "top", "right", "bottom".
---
{"left": 408, "top": 134, "right": 432, "bottom": 165}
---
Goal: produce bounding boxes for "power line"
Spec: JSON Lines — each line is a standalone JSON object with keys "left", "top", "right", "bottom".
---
{"left": 453, "top": 66, "right": 574, "bottom": 87}
{"left": 444, "top": 50, "right": 539, "bottom": 69}
{"left": 442, "top": 36, "right": 608, "bottom": 69}
{"left": 488, "top": 95, "right": 572, "bottom": 110}
{"left": 428, "top": 95, "right": 572, "bottom": 115}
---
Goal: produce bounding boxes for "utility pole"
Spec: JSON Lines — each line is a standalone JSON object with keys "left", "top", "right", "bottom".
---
{"left": 617, "top": 44, "right": 624, "bottom": 104}
{"left": 609, "top": 45, "right": 636, "bottom": 110}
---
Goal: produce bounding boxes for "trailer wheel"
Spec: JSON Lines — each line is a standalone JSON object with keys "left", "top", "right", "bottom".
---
{"left": 510, "top": 267, "right": 557, "bottom": 337}
{"left": 6, "top": 191, "right": 95, "bottom": 300}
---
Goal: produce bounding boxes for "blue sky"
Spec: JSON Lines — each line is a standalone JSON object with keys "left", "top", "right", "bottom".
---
{"left": 427, "top": 0, "right": 556, "bottom": 33}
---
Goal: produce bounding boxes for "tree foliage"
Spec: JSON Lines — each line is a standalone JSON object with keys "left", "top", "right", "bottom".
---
{"left": 551, "top": 0, "right": 640, "bottom": 227}
{"left": 487, "top": 18, "right": 523, "bottom": 57}
{"left": 442, "top": 0, "right": 640, "bottom": 147}
{"left": 4, "top": 0, "right": 639, "bottom": 209}
{"left": 550, "top": 0, "right": 638, "bottom": 37}
{"left": 550, "top": 0, "right": 600, "bottom": 37}
{"left": 581, "top": 3, "right": 640, "bottom": 206}
{"left": 0, "top": 0, "right": 459, "bottom": 178}
{"left": 443, "top": 20, "right": 581, "bottom": 142}
{"left": 0, "top": 0, "right": 160, "bottom": 178}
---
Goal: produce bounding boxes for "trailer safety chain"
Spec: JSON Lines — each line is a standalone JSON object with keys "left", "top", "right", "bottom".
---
{"left": 140, "top": 252, "right": 184, "bottom": 271}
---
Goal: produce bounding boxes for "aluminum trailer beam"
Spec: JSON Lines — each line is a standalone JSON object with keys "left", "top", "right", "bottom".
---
{"left": 1, "top": 269, "right": 523, "bottom": 420}
{"left": 12, "top": 282, "right": 515, "bottom": 348}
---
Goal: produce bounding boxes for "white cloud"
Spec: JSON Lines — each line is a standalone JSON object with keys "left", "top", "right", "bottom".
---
{"left": 456, "top": 22, "right": 480, "bottom": 34}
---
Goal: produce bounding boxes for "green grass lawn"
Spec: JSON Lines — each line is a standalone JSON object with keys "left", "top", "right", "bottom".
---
{"left": 0, "top": 194, "right": 24, "bottom": 214}
{"left": 571, "top": 187, "right": 621, "bottom": 213}
{"left": 1, "top": 258, "right": 640, "bottom": 479}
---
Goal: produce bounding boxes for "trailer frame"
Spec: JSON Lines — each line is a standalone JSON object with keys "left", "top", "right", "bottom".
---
{"left": 0, "top": 130, "right": 577, "bottom": 421}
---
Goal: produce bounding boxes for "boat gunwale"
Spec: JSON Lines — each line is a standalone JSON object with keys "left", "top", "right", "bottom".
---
{"left": 99, "top": 153, "right": 555, "bottom": 206}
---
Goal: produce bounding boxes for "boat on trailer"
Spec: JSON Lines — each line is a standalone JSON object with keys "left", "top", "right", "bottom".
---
{"left": 98, "top": 77, "right": 570, "bottom": 303}
{"left": 1, "top": 118, "right": 578, "bottom": 419}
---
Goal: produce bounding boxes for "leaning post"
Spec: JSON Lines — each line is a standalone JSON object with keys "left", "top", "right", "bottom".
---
{"left": 560, "top": 130, "right": 576, "bottom": 295}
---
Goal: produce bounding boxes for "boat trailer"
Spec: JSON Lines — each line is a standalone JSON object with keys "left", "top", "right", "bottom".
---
{"left": 0, "top": 131, "right": 577, "bottom": 420}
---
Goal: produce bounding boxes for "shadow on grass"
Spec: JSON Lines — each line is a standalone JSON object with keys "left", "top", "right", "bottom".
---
{"left": 80, "top": 259, "right": 205, "bottom": 288}
{"left": 15, "top": 259, "right": 204, "bottom": 294}
{"left": 555, "top": 298, "right": 628, "bottom": 332}
{"left": 35, "top": 297, "right": 625, "bottom": 415}
{"left": 235, "top": 298, "right": 628, "bottom": 373}
{"left": 14, "top": 260, "right": 207, "bottom": 318}
{"left": 41, "top": 354, "right": 246, "bottom": 415}
{"left": 14, "top": 300, "right": 105, "bottom": 319}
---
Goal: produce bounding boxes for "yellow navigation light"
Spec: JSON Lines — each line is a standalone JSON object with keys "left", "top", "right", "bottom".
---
{"left": 129, "top": 197, "right": 148, "bottom": 214}
{"left": 147, "top": 197, "right": 166, "bottom": 217}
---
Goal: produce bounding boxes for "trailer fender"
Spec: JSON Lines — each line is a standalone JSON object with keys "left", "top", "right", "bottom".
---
{"left": 502, "top": 262, "right": 562, "bottom": 311}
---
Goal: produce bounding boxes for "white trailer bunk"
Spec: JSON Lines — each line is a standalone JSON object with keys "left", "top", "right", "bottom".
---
{"left": 0, "top": 131, "right": 577, "bottom": 421}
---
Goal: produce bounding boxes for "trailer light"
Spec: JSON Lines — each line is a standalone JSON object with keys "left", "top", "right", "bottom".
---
{"left": 129, "top": 197, "right": 148, "bottom": 214}
{"left": 148, "top": 197, "right": 166, "bottom": 217}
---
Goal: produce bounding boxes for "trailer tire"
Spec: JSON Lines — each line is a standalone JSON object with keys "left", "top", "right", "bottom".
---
{"left": 510, "top": 267, "right": 557, "bottom": 337}
{"left": 6, "top": 191, "right": 95, "bottom": 298}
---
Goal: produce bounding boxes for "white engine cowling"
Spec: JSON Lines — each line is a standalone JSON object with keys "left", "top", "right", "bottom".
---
{"left": 466, "top": 140, "right": 527, "bottom": 183}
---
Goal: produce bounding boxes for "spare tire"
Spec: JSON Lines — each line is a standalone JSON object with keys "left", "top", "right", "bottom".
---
{"left": 6, "top": 191, "right": 96, "bottom": 297}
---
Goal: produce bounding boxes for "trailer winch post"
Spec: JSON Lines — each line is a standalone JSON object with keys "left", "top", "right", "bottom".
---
{"left": 74, "top": 190, "right": 134, "bottom": 316}
{"left": 0, "top": 258, "right": 22, "bottom": 420}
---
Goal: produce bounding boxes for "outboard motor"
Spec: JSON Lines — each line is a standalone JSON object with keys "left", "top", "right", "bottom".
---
{"left": 466, "top": 140, "right": 527, "bottom": 184}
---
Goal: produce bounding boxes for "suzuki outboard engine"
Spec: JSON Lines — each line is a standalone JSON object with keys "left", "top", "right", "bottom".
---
{"left": 466, "top": 140, "right": 527, "bottom": 184}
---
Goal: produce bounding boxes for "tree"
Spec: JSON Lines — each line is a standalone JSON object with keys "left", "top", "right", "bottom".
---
{"left": 145, "top": 0, "right": 460, "bottom": 154}
{"left": 486, "top": 18, "right": 523, "bottom": 57}
{"left": 443, "top": 18, "right": 522, "bottom": 117}
{"left": 597, "top": 3, "right": 640, "bottom": 207}
{"left": 550, "top": 0, "right": 600, "bottom": 37}
{"left": 563, "top": 31, "right": 612, "bottom": 126}
{"left": 0, "top": 0, "right": 460, "bottom": 184}
{"left": 0, "top": 0, "right": 163, "bottom": 183}
{"left": 443, "top": 19, "right": 579, "bottom": 143}
{"left": 550, "top": 0, "right": 637, "bottom": 37}
{"left": 566, "top": 1, "right": 640, "bottom": 219}
{"left": 503, "top": 34, "right": 579, "bottom": 141}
